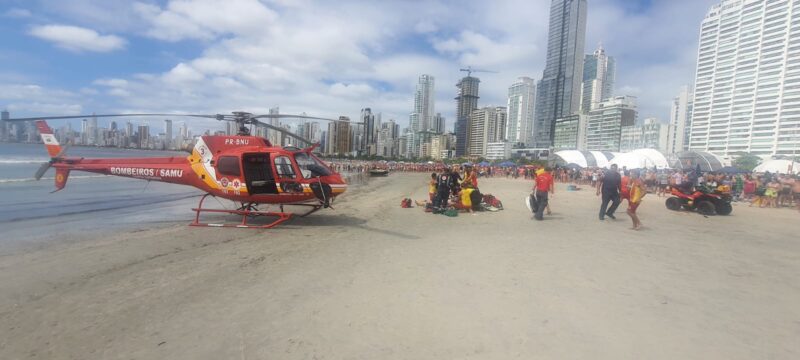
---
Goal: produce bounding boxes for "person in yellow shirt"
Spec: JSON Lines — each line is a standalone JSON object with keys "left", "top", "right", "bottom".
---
{"left": 627, "top": 170, "right": 645, "bottom": 230}
{"left": 428, "top": 173, "right": 437, "bottom": 202}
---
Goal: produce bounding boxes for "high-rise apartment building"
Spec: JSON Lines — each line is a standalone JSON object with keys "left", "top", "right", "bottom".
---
{"left": 467, "top": 106, "right": 507, "bottom": 157}
{"left": 164, "top": 119, "right": 172, "bottom": 143}
{"left": 553, "top": 114, "right": 587, "bottom": 151}
{"left": 668, "top": 85, "right": 693, "bottom": 153}
{"left": 433, "top": 113, "right": 445, "bottom": 134}
{"left": 581, "top": 44, "right": 616, "bottom": 114}
{"left": 533, "top": 0, "right": 588, "bottom": 147}
{"left": 266, "top": 107, "right": 281, "bottom": 146}
{"left": 138, "top": 124, "right": 150, "bottom": 149}
{"left": 411, "top": 75, "right": 435, "bottom": 132}
{"left": 360, "top": 108, "right": 379, "bottom": 155}
{"left": 506, "top": 77, "right": 536, "bottom": 147}
{"left": 455, "top": 76, "right": 480, "bottom": 156}
{"left": 0, "top": 109, "right": 8, "bottom": 141}
{"left": 585, "top": 96, "right": 637, "bottom": 152}
{"left": 690, "top": 0, "right": 800, "bottom": 156}
{"left": 325, "top": 117, "right": 351, "bottom": 155}
{"left": 620, "top": 118, "right": 671, "bottom": 153}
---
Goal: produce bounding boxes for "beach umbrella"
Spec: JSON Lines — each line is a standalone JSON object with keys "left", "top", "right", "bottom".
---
{"left": 462, "top": 162, "right": 473, "bottom": 166}
{"left": 498, "top": 161, "right": 515, "bottom": 167}
{"left": 477, "top": 161, "right": 491, "bottom": 166}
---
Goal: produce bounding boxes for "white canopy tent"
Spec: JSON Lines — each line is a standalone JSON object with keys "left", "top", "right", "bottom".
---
{"left": 553, "top": 150, "right": 589, "bottom": 168}
{"left": 589, "top": 151, "right": 611, "bottom": 168}
{"left": 753, "top": 159, "right": 799, "bottom": 174}
{"left": 608, "top": 149, "right": 671, "bottom": 170}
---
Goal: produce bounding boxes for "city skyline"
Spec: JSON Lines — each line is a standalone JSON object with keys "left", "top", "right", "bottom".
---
{"left": 0, "top": 0, "right": 718, "bottom": 134}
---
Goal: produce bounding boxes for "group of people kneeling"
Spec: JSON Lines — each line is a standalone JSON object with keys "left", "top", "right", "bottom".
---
{"left": 428, "top": 166, "right": 498, "bottom": 214}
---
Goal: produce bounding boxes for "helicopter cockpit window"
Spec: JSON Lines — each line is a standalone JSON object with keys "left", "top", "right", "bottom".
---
{"left": 294, "top": 152, "right": 333, "bottom": 178}
{"left": 217, "top": 156, "right": 241, "bottom": 176}
{"left": 274, "top": 156, "right": 296, "bottom": 179}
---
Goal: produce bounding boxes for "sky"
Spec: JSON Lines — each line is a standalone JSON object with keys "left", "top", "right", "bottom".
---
{"left": 0, "top": 0, "right": 719, "bottom": 133}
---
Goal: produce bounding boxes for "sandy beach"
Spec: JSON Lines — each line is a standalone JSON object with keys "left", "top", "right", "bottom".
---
{"left": 1, "top": 173, "right": 798, "bottom": 359}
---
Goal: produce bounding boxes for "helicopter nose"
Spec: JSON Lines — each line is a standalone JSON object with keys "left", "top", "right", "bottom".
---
{"left": 328, "top": 174, "right": 348, "bottom": 196}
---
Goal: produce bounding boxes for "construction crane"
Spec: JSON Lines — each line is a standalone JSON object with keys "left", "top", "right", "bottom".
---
{"left": 459, "top": 66, "right": 498, "bottom": 77}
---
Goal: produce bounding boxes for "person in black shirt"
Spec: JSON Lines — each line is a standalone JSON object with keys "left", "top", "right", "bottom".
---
{"left": 449, "top": 165, "right": 462, "bottom": 196}
{"left": 597, "top": 164, "right": 622, "bottom": 220}
{"left": 433, "top": 169, "right": 452, "bottom": 211}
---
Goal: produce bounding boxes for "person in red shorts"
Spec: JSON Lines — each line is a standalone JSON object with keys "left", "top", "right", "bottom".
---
{"left": 533, "top": 167, "right": 554, "bottom": 221}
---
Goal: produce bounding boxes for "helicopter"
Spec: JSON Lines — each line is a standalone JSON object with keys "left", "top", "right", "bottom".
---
{"left": 4, "top": 111, "right": 355, "bottom": 228}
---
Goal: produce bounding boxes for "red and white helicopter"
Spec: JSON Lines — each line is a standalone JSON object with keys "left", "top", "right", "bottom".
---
{"left": 4, "top": 112, "right": 354, "bottom": 228}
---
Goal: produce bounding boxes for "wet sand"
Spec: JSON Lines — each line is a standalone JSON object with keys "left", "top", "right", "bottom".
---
{"left": 1, "top": 173, "right": 798, "bottom": 359}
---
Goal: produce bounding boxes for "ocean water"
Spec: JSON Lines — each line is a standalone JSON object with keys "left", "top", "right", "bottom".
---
{"left": 0, "top": 143, "right": 203, "bottom": 251}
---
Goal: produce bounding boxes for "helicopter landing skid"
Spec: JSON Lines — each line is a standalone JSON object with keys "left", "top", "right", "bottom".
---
{"left": 190, "top": 194, "right": 292, "bottom": 229}
{"left": 288, "top": 203, "right": 323, "bottom": 217}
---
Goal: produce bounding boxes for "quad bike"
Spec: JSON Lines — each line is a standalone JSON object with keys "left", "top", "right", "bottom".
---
{"left": 665, "top": 186, "right": 732, "bottom": 216}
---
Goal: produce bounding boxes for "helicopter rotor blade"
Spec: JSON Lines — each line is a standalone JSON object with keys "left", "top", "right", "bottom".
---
{"left": 3, "top": 113, "right": 222, "bottom": 122}
{"left": 252, "top": 114, "right": 364, "bottom": 126}
{"left": 34, "top": 162, "right": 51, "bottom": 181}
{"left": 253, "top": 114, "right": 338, "bottom": 122}
{"left": 252, "top": 120, "right": 314, "bottom": 145}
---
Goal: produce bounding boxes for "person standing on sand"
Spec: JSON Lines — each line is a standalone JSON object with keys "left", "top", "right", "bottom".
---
{"left": 449, "top": 166, "right": 462, "bottom": 197}
{"left": 627, "top": 170, "right": 645, "bottom": 230}
{"left": 428, "top": 173, "right": 437, "bottom": 202}
{"left": 597, "top": 164, "right": 622, "bottom": 220}
{"left": 533, "top": 167, "right": 554, "bottom": 221}
{"left": 433, "top": 170, "right": 452, "bottom": 212}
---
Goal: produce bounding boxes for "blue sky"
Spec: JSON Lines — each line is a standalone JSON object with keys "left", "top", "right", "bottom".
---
{"left": 0, "top": 0, "right": 718, "bottom": 132}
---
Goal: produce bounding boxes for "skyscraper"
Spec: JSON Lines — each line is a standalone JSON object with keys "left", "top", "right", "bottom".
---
{"left": 411, "top": 74, "right": 435, "bottom": 132}
{"left": 361, "top": 108, "right": 378, "bottom": 155}
{"left": 138, "top": 124, "right": 150, "bottom": 149}
{"left": 467, "top": 106, "right": 507, "bottom": 157}
{"left": 455, "top": 76, "right": 480, "bottom": 156}
{"left": 164, "top": 119, "right": 173, "bottom": 144}
{"left": 88, "top": 114, "right": 98, "bottom": 145}
{"left": 506, "top": 77, "right": 537, "bottom": 147}
{"left": 533, "top": 0, "right": 588, "bottom": 147}
{"left": 433, "top": 113, "right": 445, "bottom": 134}
{"left": 668, "top": 85, "right": 693, "bottom": 153}
{"left": 581, "top": 44, "right": 615, "bottom": 114}
{"left": 267, "top": 107, "right": 280, "bottom": 146}
{"left": 0, "top": 109, "right": 8, "bottom": 141}
{"left": 81, "top": 119, "right": 88, "bottom": 144}
{"left": 690, "top": 0, "right": 800, "bottom": 156}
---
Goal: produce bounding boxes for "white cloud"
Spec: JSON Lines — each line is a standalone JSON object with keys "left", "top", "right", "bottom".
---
{"left": 163, "top": 63, "right": 205, "bottom": 84}
{"left": 329, "top": 83, "right": 375, "bottom": 98}
{"left": 133, "top": 0, "right": 277, "bottom": 41}
{"left": 29, "top": 25, "right": 126, "bottom": 52}
{"left": 0, "top": 84, "right": 83, "bottom": 114}
{"left": 93, "top": 78, "right": 129, "bottom": 88}
{"left": 6, "top": 0, "right": 721, "bottom": 132}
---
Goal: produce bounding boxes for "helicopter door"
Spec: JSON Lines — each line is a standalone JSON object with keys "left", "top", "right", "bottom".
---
{"left": 242, "top": 153, "right": 278, "bottom": 194}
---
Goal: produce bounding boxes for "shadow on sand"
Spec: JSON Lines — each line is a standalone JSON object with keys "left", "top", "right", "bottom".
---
{"left": 288, "top": 214, "right": 420, "bottom": 240}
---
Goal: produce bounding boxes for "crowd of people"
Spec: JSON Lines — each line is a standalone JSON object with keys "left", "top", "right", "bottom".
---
{"left": 327, "top": 159, "right": 798, "bottom": 226}
{"left": 549, "top": 166, "right": 800, "bottom": 211}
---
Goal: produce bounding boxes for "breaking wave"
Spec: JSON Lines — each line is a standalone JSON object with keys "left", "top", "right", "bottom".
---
{"left": 0, "top": 175, "right": 108, "bottom": 184}
{"left": 0, "top": 158, "right": 49, "bottom": 164}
